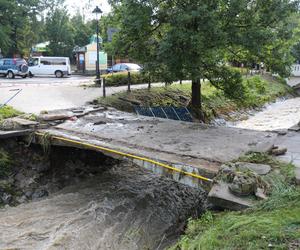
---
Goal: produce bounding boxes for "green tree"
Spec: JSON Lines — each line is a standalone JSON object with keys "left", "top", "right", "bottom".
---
{"left": 108, "top": 0, "right": 299, "bottom": 119}
{"left": 71, "top": 11, "right": 93, "bottom": 47}
{"left": 45, "top": 8, "right": 74, "bottom": 57}
{"left": 0, "top": 0, "right": 62, "bottom": 56}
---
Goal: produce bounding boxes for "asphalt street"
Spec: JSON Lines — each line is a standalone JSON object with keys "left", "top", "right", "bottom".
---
{"left": 0, "top": 75, "right": 164, "bottom": 114}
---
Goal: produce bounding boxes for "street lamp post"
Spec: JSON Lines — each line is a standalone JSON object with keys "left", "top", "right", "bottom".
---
{"left": 92, "top": 6, "right": 103, "bottom": 86}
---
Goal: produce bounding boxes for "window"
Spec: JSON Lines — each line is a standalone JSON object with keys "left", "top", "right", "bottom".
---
{"left": 112, "top": 64, "right": 121, "bottom": 71}
{"left": 40, "top": 58, "right": 66, "bottom": 65}
{"left": 50, "top": 59, "right": 66, "bottom": 65}
{"left": 4, "top": 60, "right": 12, "bottom": 65}
{"left": 41, "top": 59, "right": 51, "bottom": 65}
{"left": 120, "top": 64, "right": 128, "bottom": 71}
{"left": 0, "top": 60, "right": 3, "bottom": 66}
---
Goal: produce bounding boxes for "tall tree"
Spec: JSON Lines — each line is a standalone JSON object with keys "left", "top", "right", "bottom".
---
{"left": 71, "top": 11, "right": 93, "bottom": 47}
{"left": 0, "top": 0, "right": 63, "bottom": 56}
{"left": 108, "top": 0, "right": 299, "bottom": 119}
{"left": 45, "top": 8, "right": 74, "bottom": 56}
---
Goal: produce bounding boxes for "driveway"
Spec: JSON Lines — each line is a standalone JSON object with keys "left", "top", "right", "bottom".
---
{"left": 0, "top": 76, "right": 164, "bottom": 114}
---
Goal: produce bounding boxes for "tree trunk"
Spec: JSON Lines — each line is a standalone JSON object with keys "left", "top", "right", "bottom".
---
{"left": 127, "top": 71, "right": 131, "bottom": 92}
{"left": 191, "top": 78, "right": 201, "bottom": 108}
{"left": 148, "top": 75, "right": 151, "bottom": 90}
{"left": 191, "top": 78, "right": 205, "bottom": 121}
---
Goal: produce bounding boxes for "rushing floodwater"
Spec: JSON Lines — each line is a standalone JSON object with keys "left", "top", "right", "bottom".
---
{"left": 0, "top": 163, "right": 205, "bottom": 250}
{"left": 231, "top": 97, "right": 300, "bottom": 131}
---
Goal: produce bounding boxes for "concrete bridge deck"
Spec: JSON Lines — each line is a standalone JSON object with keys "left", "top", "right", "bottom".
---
{"left": 35, "top": 107, "right": 277, "bottom": 189}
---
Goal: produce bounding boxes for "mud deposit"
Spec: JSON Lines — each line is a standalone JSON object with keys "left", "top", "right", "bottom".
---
{"left": 0, "top": 140, "right": 206, "bottom": 250}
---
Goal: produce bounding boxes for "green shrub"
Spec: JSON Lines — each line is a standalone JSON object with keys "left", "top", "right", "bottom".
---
{"left": 103, "top": 72, "right": 150, "bottom": 86}
{"left": 0, "top": 106, "right": 22, "bottom": 121}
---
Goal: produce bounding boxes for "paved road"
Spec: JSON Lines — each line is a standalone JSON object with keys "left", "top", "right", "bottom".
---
{"left": 0, "top": 76, "right": 164, "bottom": 114}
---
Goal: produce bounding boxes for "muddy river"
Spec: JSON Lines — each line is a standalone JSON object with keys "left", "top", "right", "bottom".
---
{"left": 231, "top": 97, "right": 300, "bottom": 131}
{"left": 0, "top": 149, "right": 205, "bottom": 250}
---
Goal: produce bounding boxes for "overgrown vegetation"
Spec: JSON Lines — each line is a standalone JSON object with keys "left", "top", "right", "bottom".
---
{"left": 96, "top": 75, "right": 294, "bottom": 122}
{"left": 171, "top": 153, "right": 300, "bottom": 250}
{"left": 0, "top": 106, "right": 22, "bottom": 121}
{"left": 0, "top": 149, "right": 12, "bottom": 179}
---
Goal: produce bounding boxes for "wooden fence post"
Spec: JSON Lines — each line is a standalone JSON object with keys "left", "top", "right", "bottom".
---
{"left": 127, "top": 71, "right": 131, "bottom": 92}
{"left": 103, "top": 77, "right": 106, "bottom": 98}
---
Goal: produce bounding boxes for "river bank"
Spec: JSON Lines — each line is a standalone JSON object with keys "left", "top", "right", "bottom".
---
{"left": 171, "top": 152, "right": 300, "bottom": 250}
{"left": 94, "top": 75, "right": 295, "bottom": 123}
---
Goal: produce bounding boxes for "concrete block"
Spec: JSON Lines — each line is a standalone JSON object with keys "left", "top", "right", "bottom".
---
{"left": 208, "top": 182, "right": 254, "bottom": 211}
{"left": 10, "top": 117, "right": 39, "bottom": 127}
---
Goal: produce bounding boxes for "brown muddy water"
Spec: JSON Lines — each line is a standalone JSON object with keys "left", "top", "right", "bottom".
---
{"left": 0, "top": 141, "right": 206, "bottom": 250}
{"left": 228, "top": 97, "right": 300, "bottom": 131}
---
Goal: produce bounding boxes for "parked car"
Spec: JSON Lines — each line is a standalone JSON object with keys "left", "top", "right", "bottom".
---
{"left": 0, "top": 58, "right": 29, "bottom": 79}
{"left": 28, "top": 56, "right": 71, "bottom": 78}
{"left": 106, "top": 63, "right": 142, "bottom": 73}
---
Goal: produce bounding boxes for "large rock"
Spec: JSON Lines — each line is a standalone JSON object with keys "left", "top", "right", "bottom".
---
{"left": 229, "top": 174, "right": 257, "bottom": 196}
{"left": 208, "top": 182, "right": 253, "bottom": 211}
{"left": 235, "top": 162, "right": 271, "bottom": 175}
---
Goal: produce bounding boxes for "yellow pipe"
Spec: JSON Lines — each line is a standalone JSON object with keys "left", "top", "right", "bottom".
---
{"left": 35, "top": 132, "right": 213, "bottom": 183}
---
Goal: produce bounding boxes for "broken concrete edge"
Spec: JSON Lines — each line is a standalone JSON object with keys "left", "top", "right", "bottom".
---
{"left": 30, "top": 132, "right": 217, "bottom": 191}
{"left": 37, "top": 106, "right": 108, "bottom": 121}
{"left": 208, "top": 181, "right": 254, "bottom": 211}
{"left": 0, "top": 129, "right": 34, "bottom": 139}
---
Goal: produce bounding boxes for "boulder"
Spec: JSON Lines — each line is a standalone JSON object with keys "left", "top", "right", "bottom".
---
{"left": 271, "top": 147, "right": 287, "bottom": 156}
{"left": 229, "top": 174, "right": 257, "bottom": 196}
{"left": 235, "top": 162, "right": 271, "bottom": 175}
{"left": 32, "top": 189, "right": 48, "bottom": 200}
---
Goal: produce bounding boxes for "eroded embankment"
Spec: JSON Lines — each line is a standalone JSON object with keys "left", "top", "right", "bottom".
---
{"left": 0, "top": 139, "right": 206, "bottom": 250}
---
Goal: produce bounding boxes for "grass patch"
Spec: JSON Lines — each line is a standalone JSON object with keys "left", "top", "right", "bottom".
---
{"left": 0, "top": 106, "right": 22, "bottom": 121}
{"left": 171, "top": 155, "right": 300, "bottom": 250}
{"left": 96, "top": 75, "right": 294, "bottom": 122}
{"left": 238, "top": 152, "right": 296, "bottom": 183}
{"left": 172, "top": 190, "right": 300, "bottom": 250}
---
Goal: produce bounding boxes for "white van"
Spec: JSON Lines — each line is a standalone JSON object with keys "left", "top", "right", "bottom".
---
{"left": 28, "top": 57, "right": 71, "bottom": 78}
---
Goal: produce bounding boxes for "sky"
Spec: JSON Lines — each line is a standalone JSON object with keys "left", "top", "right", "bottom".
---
{"left": 65, "top": 0, "right": 111, "bottom": 17}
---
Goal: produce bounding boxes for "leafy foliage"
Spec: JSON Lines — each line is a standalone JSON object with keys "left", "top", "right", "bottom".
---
{"left": 107, "top": 0, "right": 299, "bottom": 112}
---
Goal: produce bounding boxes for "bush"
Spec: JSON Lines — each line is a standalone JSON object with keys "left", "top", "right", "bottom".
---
{"left": 103, "top": 72, "right": 149, "bottom": 86}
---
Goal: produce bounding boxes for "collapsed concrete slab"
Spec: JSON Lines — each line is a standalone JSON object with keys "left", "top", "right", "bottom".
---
{"left": 29, "top": 107, "right": 278, "bottom": 191}
{"left": 0, "top": 117, "right": 39, "bottom": 131}
{"left": 208, "top": 182, "right": 254, "bottom": 211}
{"left": 0, "top": 130, "right": 33, "bottom": 139}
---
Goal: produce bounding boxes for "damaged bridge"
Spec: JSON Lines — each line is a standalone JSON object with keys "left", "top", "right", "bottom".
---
{"left": 20, "top": 106, "right": 277, "bottom": 190}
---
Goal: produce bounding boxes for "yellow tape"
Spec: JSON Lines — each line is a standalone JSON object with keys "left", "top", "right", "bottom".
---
{"left": 35, "top": 132, "right": 213, "bottom": 183}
